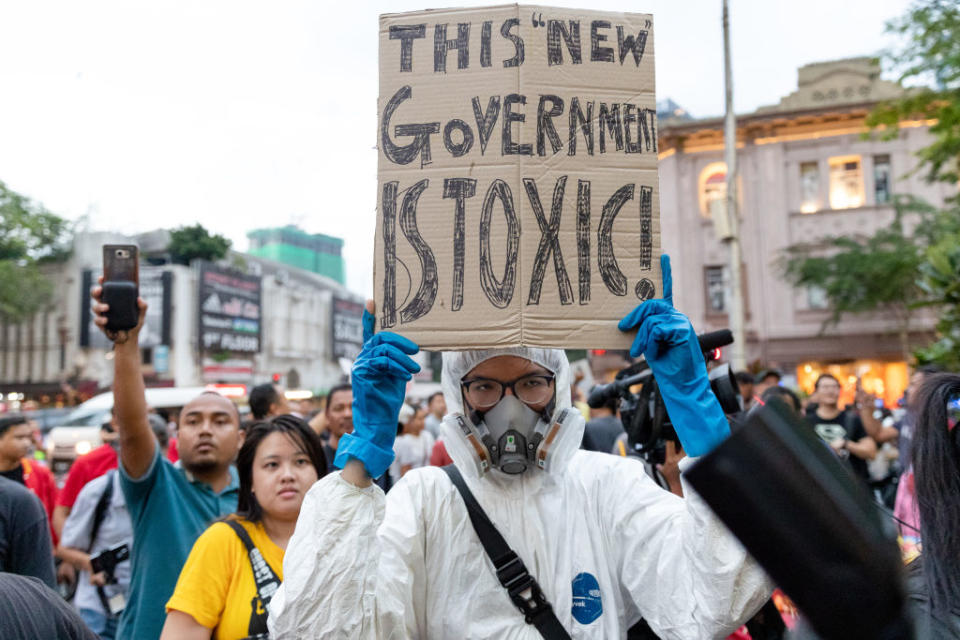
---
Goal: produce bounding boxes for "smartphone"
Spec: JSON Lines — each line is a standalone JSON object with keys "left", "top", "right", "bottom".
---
{"left": 102, "top": 245, "right": 139, "bottom": 332}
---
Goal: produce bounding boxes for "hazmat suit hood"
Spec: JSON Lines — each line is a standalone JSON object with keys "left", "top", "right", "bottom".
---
{"left": 440, "top": 347, "right": 585, "bottom": 480}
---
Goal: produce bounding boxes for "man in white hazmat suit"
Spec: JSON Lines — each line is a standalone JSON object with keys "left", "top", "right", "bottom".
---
{"left": 269, "top": 256, "right": 772, "bottom": 639}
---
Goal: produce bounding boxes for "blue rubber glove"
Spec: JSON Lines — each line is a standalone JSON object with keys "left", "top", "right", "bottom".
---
{"left": 618, "top": 255, "right": 729, "bottom": 457}
{"left": 334, "top": 308, "right": 420, "bottom": 478}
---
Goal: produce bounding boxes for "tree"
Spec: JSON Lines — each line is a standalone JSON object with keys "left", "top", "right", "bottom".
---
{"left": 780, "top": 197, "right": 942, "bottom": 360}
{"left": 914, "top": 201, "right": 960, "bottom": 369}
{"left": 863, "top": 0, "right": 960, "bottom": 368}
{"left": 866, "top": 0, "right": 960, "bottom": 185}
{"left": 0, "top": 181, "right": 72, "bottom": 322}
{"left": 167, "top": 224, "right": 231, "bottom": 265}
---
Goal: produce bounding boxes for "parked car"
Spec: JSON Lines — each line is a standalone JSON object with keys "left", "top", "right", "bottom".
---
{"left": 23, "top": 407, "right": 76, "bottom": 435}
{"left": 45, "top": 387, "right": 213, "bottom": 476}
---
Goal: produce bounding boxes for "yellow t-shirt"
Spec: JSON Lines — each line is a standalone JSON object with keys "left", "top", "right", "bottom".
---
{"left": 166, "top": 517, "right": 284, "bottom": 640}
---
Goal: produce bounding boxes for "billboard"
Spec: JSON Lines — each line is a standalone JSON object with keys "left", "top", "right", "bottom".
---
{"left": 330, "top": 296, "right": 365, "bottom": 361}
{"left": 80, "top": 268, "right": 171, "bottom": 349}
{"left": 198, "top": 262, "right": 262, "bottom": 353}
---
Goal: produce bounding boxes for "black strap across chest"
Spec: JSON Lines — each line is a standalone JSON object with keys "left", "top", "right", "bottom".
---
{"left": 223, "top": 519, "right": 282, "bottom": 639}
{"left": 442, "top": 465, "right": 572, "bottom": 640}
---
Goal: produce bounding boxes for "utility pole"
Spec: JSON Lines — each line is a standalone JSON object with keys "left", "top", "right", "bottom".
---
{"left": 722, "top": 0, "right": 746, "bottom": 370}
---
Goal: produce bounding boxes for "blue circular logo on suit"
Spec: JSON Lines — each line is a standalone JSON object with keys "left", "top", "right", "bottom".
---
{"left": 571, "top": 572, "right": 603, "bottom": 624}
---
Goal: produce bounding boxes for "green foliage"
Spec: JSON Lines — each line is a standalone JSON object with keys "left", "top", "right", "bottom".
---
{"left": 782, "top": 197, "right": 932, "bottom": 321}
{"left": 0, "top": 181, "right": 72, "bottom": 322}
{"left": 866, "top": 0, "right": 960, "bottom": 185}
{"left": 781, "top": 195, "right": 960, "bottom": 365}
{"left": 0, "top": 181, "right": 72, "bottom": 264}
{"left": 914, "top": 203, "right": 960, "bottom": 369}
{"left": 167, "top": 224, "right": 232, "bottom": 265}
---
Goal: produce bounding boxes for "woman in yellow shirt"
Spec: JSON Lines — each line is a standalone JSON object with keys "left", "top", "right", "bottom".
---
{"left": 161, "top": 415, "right": 326, "bottom": 640}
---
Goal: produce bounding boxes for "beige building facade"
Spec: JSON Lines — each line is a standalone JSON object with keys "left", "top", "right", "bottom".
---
{"left": 658, "top": 58, "right": 955, "bottom": 405}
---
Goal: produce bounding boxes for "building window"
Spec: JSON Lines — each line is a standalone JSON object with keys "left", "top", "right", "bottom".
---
{"left": 828, "top": 155, "right": 865, "bottom": 210}
{"left": 806, "top": 286, "right": 829, "bottom": 310}
{"left": 874, "top": 154, "right": 892, "bottom": 205}
{"left": 800, "top": 162, "right": 820, "bottom": 213}
{"left": 698, "top": 162, "right": 727, "bottom": 219}
{"left": 705, "top": 266, "right": 727, "bottom": 313}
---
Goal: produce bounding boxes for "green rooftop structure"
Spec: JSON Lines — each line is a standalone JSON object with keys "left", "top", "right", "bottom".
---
{"left": 247, "top": 226, "right": 346, "bottom": 284}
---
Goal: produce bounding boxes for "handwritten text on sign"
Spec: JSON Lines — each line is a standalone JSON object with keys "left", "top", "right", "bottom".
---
{"left": 376, "top": 6, "right": 660, "bottom": 349}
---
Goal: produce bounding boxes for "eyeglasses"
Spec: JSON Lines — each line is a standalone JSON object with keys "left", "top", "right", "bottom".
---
{"left": 461, "top": 374, "right": 555, "bottom": 410}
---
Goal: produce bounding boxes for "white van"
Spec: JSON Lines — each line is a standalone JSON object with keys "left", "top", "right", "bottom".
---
{"left": 46, "top": 387, "right": 212, "bottom": 475}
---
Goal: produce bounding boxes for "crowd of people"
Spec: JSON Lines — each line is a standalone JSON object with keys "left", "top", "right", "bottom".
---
{"left": 1, "top": 258, "right": 959, "bottom": 639}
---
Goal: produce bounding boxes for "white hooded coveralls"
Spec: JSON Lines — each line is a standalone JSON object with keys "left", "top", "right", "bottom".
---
{"left": 269, "top": 348, "right": 772, "bottom": 639}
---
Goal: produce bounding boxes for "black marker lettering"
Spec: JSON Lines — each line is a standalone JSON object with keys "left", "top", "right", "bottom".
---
{"left": 381, "top": 181, "right": 399, "bottom": 329}
{"left": 568, "top": 97, "right": 594, "bottom": 156}
{"left": 479, "top": 179, "right": 520, "bottom": 308}
{"left": 502, "top": 94, "right": 532, "bottom": 156}
{"left": 644, "top": 108, "right": 658, "bottom": 151}
{"left": 472, "top": 96, "right": 501, "bottom": 155}
{"left": 389, "top": 24, "right": 426, "bottom": 72}
{"left": 434, "top": 23, "right": 470, "bottom": 72}
{"left": 624, "top": 103, "right": 640, "bottom": 154}
{"left": 598, "top": 184, "right": 635, "bottom": 296}
{"left": 380, "top": 86, "right": 440, "bottom": 167}
{"left": 635, "top": 278, "right": 656, "bottom": 301}
{"left": 547, "top": 20, "right": 582, "bottom": 66}
{"left": 536, "top": 94, "right": 564, "bottom": 156}
{"left": 398, "top": 180, "right": 437, "bottom": 323}
{"left": 442, "top": 178, "right": 477, "bottom": 311}
{"left": 617, "top": 26, "right": 647, "bottom": 66}
{"left": 524, "top": 176, "right": 573, "bottom": 305}
{"left": 480, "top": 21, "right": 492, "bottom": 68}
{"left": 443, "top": 119, "right": 475, "bottom": 157}
{"left": 636, "top": 104, "right": 650, "bottom": 152}
{"left": 501, "top": 18, "right": 524, "bottom": 68}
{"left": 576, "top": 180, "right": 591, "bottom": 304}
{"left": 639, "top": 185, "right": 653, "bottom": 270}
{"left": 590, "top": 20, "right": 614, "bottom": 62}
{"left": 598, "top": 102, "right": 623, "bottom": 153}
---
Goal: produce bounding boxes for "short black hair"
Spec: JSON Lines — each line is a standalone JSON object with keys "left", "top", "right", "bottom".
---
{"left": 761, "top": 386, "right": 802, "bottom": 415}
{"left": 0, "top": 415, "right": 28, "bottom": 438}
{"left": 249, "top": 383, "right": 280, "bottom": 420}
{"left": 735, "top": 371, "right": 755, "bottom": 386}
{"left": 235, "top": 415, "right": 327, "bottom": 523}
{"left": 587, "top": 387, "right": 619, "bottom": 415}
{"left": 324, "top": 384, "right": 352, "bottom": 415}
{"left": 755, "top": 369, "right": 782, "bottom": 384}
{"left": 814, "top": 373, "right": 840, "bottom": 390}
{"left": 427, "top": 391, "right": 444, "bottom": 405}
{"left": 147, "top": 414, "right": 169, "bottom": 450}
{"left": 918, "top": 364, "right": 943, "bottom": 376}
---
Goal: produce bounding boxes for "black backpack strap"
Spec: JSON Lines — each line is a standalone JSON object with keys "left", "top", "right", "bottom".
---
{"left": 88, "top": 470, "right": 118, "bottom": 616}
{"left": 442, "top": 465, "right": 571, "bottom": 640}
{"left": 223, "top": 519, "right": 281, "bottom": 639}
{"left": 223, "top": 519, "right": 282, "bottom": 601}
{"left": 88, "top": 470, "right": 115, "bottom": 553}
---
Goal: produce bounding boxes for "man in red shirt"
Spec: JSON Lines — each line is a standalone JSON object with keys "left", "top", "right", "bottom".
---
{"left": 0, "top": 415, "right": 58, "bottom": 542}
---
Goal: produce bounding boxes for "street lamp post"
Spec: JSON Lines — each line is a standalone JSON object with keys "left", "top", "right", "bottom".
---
{"left": 722, "top": 0, "right": 746, "bottom": 370}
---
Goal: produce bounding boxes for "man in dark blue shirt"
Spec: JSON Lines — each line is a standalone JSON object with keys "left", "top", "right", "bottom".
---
{"left": 92, "top": 284, "right": 242, "bottom": 640}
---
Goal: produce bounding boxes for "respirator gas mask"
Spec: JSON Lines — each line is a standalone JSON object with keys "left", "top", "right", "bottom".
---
{"left": 451, "top": 374, "right": 582, "bottom": 475}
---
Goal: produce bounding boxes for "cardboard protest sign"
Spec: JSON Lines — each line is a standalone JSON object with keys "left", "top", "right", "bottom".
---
{"left": 376, "top": 5, "right": 660, "bottom": 349}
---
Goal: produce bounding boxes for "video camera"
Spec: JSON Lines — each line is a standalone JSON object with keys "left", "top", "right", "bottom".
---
{"left": 90, "top": 544, "right": 129, "bottom": 584}
{"left": 587, "top": 330, "right": 741, "bottom": 484}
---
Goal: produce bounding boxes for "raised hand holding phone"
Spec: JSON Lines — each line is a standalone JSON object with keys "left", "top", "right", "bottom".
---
{"left": 93, "top": 245, "right": 147, "bottom": 344}
{"left": 101, "top": 245, "right": 141, "bottom": 333}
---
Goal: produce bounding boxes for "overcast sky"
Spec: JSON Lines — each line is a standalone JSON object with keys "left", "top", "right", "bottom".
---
{"left": 0, "top": 0, "right": 911, "bottom": 295}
